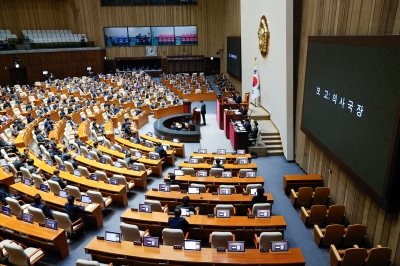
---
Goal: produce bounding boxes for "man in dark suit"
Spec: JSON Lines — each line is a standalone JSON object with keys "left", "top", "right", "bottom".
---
{"left": 243, "top": 119, "right": 251, "bottom": 134}
{"left": 155, "top": 142, "right": 167, "bottom": 159}
{"left": 74, "top": 135, "right": 84, "bottom": 148}
{"left": 235, "top": 92, "right": 242, "bottom": 104}
{"left": 13, "top": 154, "right": 26, "bottom": 171}
{"left": 240, "top": 105, "right": 247, "bottom": 116}
{"left": 168, "top": 208, "right": 189, "bottom": 233}
{"left": 166, "top": 173, "right": 179, "bottom": 185}
{"left": 65, "top": 195, "right": 85, "bottom": 222}
{"left": 251, "top": 187, "right": 268, "bottom": 205}
{"left": 200, "top": 100, "right": 206, "bottom": 126}
{"left": 31, "top": 194, "right": 53, "bottom": 218}
{"left": 124, "top": 122, "right": 133, "bottom": 139}
{"left": 61, "top": 147, "right": 69, "bottom": 162}
{"left": 248, "top": 121, "right": 259, "bottom": 144}
{"left": 49, "top": 170, "right": 67, "bottom": 189}
{"left": 176, "top": 196, "right": 197, "bottom": 214}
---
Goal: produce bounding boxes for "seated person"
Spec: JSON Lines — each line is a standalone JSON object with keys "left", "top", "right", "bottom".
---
{"left": 251, "top": 187, "right": 268, "bottom": 204}
{"left": 61, "top": 147, "right": 70, "bottom": 162}
{"left": 13, "top": 154, "right": 26, "bottom": 171}
{"left": 0, "top": 138, "right": 17, "bottom": 153}
{"left": 0, "top": 185, "right": 21, "bottom": 204}
{"left": 92, "top": 142, "right": 103, "bottom": 158}
{"left": 176, "top": 196, "right": 197, "bottom": 214}
{"left": 131, "top": 131, "right": 142, "bottom": 144}
{"left": 65, "top": 195, "right": 85, "bottom": 222}
{"left": 74, "top": 134, "right": 85, "bottom": 148}
{"left": 235, "top": 92, "right": 242, "bottom": 104}
{"left": 212, "top": 158, "right": 225, "bottom": 170}
{"left": 31, "top": 194, "right": 53, "bottom": 218}
{"left": 124, "top": 153, "right": 138, "bottom": 167}
{"left": 240, "top": 105, "right": 247, "bottom": 116}
{"left": 26, "top": 159, "right": 40, "bottom": 174}
{"left": 36, "top": 130, "right": 49, "bottom": 144}
{"left": 168, "top": 208, "right": 189, "bottom": 233}
{"left": 243, "top": 119, "right": 251, "bottom": 134}
{"left": 170, "top": 123, "right": 179, "bottom": 130}
{"left": 248, "top": 121, "right": 259, "bottom": 144}
{"left": 166, "top": 173, "right": 179, "bottom": 185}
{"left": 154, "top": 142, "right": 167, "bottom": 159}
{"left": 50, "top": 169, "right": 67, "bottom": 189}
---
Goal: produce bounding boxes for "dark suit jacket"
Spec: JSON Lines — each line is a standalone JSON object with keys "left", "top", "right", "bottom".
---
{"left": 65, "top": 203, "right": 85, "bottom": 222}
{"left": 155, "top": 146, "right": 167, "bottom": 159}
{"left": 200, "top": 103, "right": 206, "bottom": 114}
{"left": 251, "top": 195, "right": 268, "bottom": 205}
{"left": 244, "top": 123, "right": 251, "bottom": 134}
{"left": 235, "top": 95, "right": 242, "bottom": 104}
{"left": 248, "top": 127, "right": 258, "bottom": 139}
{"left": 30, "top": 202, "right": 53, "bottom": 217}
{"left": 49, "top": 176, "right": 67, "bottom": 189}
{"left": 168, "top": 217, "right": 189, "bottom": 232}
{"left": 13, "top": 160, "right": 25, "bottom": 171}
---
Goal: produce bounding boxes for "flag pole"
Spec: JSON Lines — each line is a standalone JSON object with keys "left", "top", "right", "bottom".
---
{"left": 254, "top": 57, "right": 258, "bottom": 107}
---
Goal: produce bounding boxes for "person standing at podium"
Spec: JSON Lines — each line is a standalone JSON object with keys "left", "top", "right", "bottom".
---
{"left": 200, "top": 100, "right": 206, "bottom": 126}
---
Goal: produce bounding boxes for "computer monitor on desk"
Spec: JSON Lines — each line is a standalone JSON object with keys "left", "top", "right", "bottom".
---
{"left": 59, "top": 190, "right": 68, "bottom": 198}
{"left": 222, "top": 171, "right": 232, "bottom": 178}
{"left": 22, "top": 213, "right": 33, "bottom": 224}
{"left": 105, "top": 231, "right": 121, "bottom": 243}
{"left": 198, "top": 149, "right": 207, "bottom": 154}
{"left": 159, "top": 184, "right": 170, "bottom": 192}
{"left": 217, "top": 149, "right": 226, "bottom": 155}
{"left": 1, "top": 206, "right": 11, "bottom": 216}
{"left": 237, "top": 149, "right": 245, "bottom": 155}
{"left": 189, "top": 158, "right": 198, "bottom": 164}
{"left": 184, "top": 240, "right": 201, "bottom": 251}
{"left": 90, "top": 174, "right": 99, "bottom": 181}
{"left": 81, "top": 195, "right": 92, "bottom": 204}
{"left": 180, "top": 207, "right": 190, "bottom": 216}
{"left": 40, "top": 184, "right": 49, "bottom": 192}
{"left": 228, "top": 241, "right": 245, "bottom": 252}
{"left": 143, "top": 236, "right": 159, "bottom": 248}
{"left": 188, "top": 187, "right": 200, "bottom": 194}
{"left": 45, "top": 219, "right": 58, "bottom": 230}
{"left": 197, "top": 170, "right": 207, "bottom": 177}
{"left": 216, "top": 209, "right": 231, "bottom": 218}
{"left": 74, "top": 169, "right": 81, "bottom": 177}
{"left": 238, "top": 158, "right": 248, "bottom": 165}
{"left": 256, "top": 209, "right": 271, "bottom": 218}
{"left": 174, "top": 169, "right": 184, "bottom": 176}
{"left": 109, "top": 177, "right": 119, "bottom": 185}
{"left": 219, "top": 188, "right": 231, "bottom": 195}
{"left": 23, "top": 178, "right": 31, "bottom": 186}
{"left": 271, "top": 241, "right": 289, "bottom": 252}
{"left": 246, "top": 171, "right": 256, "bottom": 178}
{"left": 139, "top": 204, "right": 152, "bottom": 213}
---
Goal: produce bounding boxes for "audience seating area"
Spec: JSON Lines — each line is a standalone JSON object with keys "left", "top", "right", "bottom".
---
{"left": 22, "top": 29, "right": 87, "bottom": 43}
{"left": 0, "top": 29, "right": 17, "bottom": 41}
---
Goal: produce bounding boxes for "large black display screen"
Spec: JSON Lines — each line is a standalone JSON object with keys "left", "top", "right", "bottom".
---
{"left": 301, "top": 36, "right": 400, "bottom": 208}
{"left": 227, "top": 37, "right": 241, "bottom": 80}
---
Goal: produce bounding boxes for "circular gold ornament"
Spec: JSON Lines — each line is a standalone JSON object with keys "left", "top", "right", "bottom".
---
{"left": 258, "top": 15, "right": 270, "bottom": 58}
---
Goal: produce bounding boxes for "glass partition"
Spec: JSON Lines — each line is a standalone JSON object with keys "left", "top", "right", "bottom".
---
{"left": 128, "top": 27, "right": 151, "bottom": 46}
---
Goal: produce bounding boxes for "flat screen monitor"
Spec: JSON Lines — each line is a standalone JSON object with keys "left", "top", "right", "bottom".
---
{"left": 135, "top": 151, "right": 142, "bottom": 158}
{"left": 99, "top": 157, "right": 106, "bottom": 164}
{"left": 22, "top": 213, "right": 33, "bottom": 224}
{"left": 143, "top": 236, "right": 159, "bottom": 248}
{"left": 86, "top": 154, "right": 93, "bottom": 160}
{"left": 145, "top": 142, "right": 152, "bottom": 148}
{"left": 173, "top": 138, "right": 179, "bottom": 143}
{"left": 250, "top": 188, "right": 258, "bottom": 195}
{"left": 132, "top": 165, "right": 140, "bottom": 171}
{"left": 2, "top": 165, "right": 9, "bottom": 174}
{"left": 217, "top": 149, "right": 226, "bottom": 155}
{"left": 38, "top": 154, "right": 43, "bottom": 160}
{"left": 222, "top": 171, "right": 232, "bottom": 178}
{"left": 46, "top": 160, "right": 53, "bottom": 166}
{"left": 114, "top": 162, "right": 122, "bottom": 168}
{"left": 271, "top": 241, "right": 289, "bottom": 252}
{"left": 216, "top": 209, "right": 231, "bottom": 218}
{"left": 23, "top": 178, "right": 31, "bottom": 186}
{"left": 237, "top": 149, "right": 245, "bottom": 155}
{"left": 188, "top": 187, "right": 200, "bottom": 194}
{"left": 58, "top": 164, "right": 66, "bottom": 171}
{"left": 68, "top": 145, "right": 73, "bottom": 151}
{"left": 228, "top": 241, "right": 245, "bottom": 252}
{"left": 90, "top": 174, "right": 99, "bottom": 181}
{"left": 45, "top": 219, "right": 58, "bottom": 230}
{"left": 180, "top": 207, "right": 190, "bottom": 216}
{"left": 238, "top": 159, "right": 248, "bottom": 165}
{"left": 87, "top": 67, "right": 92, "bottom": 71}
{"left": 81, "top": 195, "right": 92, "bottom": 204}
{"left": 42, "top": 71, "right": 48, "bottom": 75}
{"left": 1, "top": 206, "right": 11, "bottom": 216}
{"left": 162, "top": 144, "right": 169, "bottom": 151}
{"left": 256, "top": 209, "right": 271, "bottom": 218}
{"left": 219, "top": 188, "right": 231, "bottom": 195}
{"left": 159, "top": 184, "right": 170, "bottom": 192}
{"left": 189, "top": 158, "right": 198, "bottom": 164}
{"left": 109, "top": 177, "right": 119, "bottom": 185}
{"left": 74, "top": 169, "right": 81, "bottom": 177}
{"left": 246, "top": 171, "right": 256, "bottom": 178}
{"left": 139, "top": 203, "right": 152, "bottom": 213}
{"left": 159, "top": 136, "right": 165, "bottom": 140}
{"left": 105, "top": 231, "right": 121, "bottom": 243}
{"left": 110, "top": 145, "right": 116, "bottom": 150}
{"left": 197, "top": 170, "right": 207, "bottom": 177}
{"left": 147, "top": 132, "right": 153, "bottom": 137}
{"left": 59, "top": 190, "right": 68, "bottom": 198}
{"left": 198, "top": 149, "right": 207, "bottom": 154}
{"left": 77, "top": 150, "right": 82, "bottom": 155}
{"left": 40, "top": 184, "right": 49, "bottom": 192}
{"left": 149, "top": 154, "right": 157, "bottom": 160}
{"left": 174, "top": 169, "right": 184, "bottom": 176}
{"left": 184, "top": 240, "right": 201, "bottom": 251}
{"left": 121, "top": 148, "right": 128, "bottom": 154}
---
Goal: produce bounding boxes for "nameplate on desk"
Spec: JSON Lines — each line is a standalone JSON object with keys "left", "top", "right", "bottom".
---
{"left": 184, "top": 161, "right": 188, "bottom": 163}
{"left": 131, "top": 208, "right": 138, "bottom": 212}
{"left": 215, "top": 175, "right": 221, "bottom": 178}
{"left": 167, "top": 212, "right": 174, "bottom": 215}
{"left": 260, "top": 248, "right": 269, "bottom": 252}
{"left": 248, "top": 215, "right": 255, "bottom": 218}
{"left": 181, "top": 190, "right": 187, "bottom": 194}
{"left": 207, "top": 214, "right": 215, "bottom": 218}
{"left": 16, "top": 216, "right": 22, "bottom": 220}
{"left": 53, "top": 193, "right": 59, "bottom": 196}
{"left": 97, "top": 236, "right": 105, "bottom": 240}
{"left": 217, "top": 247, "right": 226, "bottom": 252}
{"left": 243, "top": 192, "right": 249, "bottom": 195}
{"left": 173, "top": 245, "right": 182, "bottom": 249}
{"left": 134, "top": 241, "right": 141, "bottom": 246}
{"left": 191, "top": 174, "right": 196, "bottom": 177}
{"left": 152, "top": 188, "right": 158, "bottom": 191}
{"left": 39, "top": 223, "right": 45, "bottom": 227}
{"left": 212, "top": 192, "right": 218, "bottom": 195}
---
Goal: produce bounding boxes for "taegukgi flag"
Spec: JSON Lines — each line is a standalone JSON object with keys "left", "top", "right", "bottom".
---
{"left": 251, "top": 66, "right": 260, "bottom": 100}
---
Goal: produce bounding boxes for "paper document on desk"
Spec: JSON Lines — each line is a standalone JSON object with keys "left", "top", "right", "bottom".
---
{"left": 85, "top": 204, "right": 96, "bottom": 211}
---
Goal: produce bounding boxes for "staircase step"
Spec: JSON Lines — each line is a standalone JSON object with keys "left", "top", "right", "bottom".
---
{"left": 266, "top": 145, "right": 283, "bottom": 151}
{"left": 261, "top": 132, "right": 280, "bottom": 136}
{"left": 268, "top": 150, "right": 284, "bottom": 156}
{"left": 263, "top": 140, "right": 281, "bottom": 145}
{"left": 262, "top": 135, "right": 281, "bottom": 140}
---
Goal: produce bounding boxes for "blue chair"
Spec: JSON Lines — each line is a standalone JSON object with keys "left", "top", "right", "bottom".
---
{"left": 123, "top": 37, "right": 128, "bottom": 45}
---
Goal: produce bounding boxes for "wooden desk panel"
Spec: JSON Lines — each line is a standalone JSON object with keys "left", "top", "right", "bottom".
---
{"left": 180, "top": 92, "right": 217, "bottom": 102}
{"left": 0, "top": 168, "right": 15, "bottom": 189}
{"left": 141, "top": 134, "right": 185, "bottom": 157}
{"left": 283, "top": 174, "right": 323, "bottom": 194}
{"left": 153, "top": 105, "right": 184, "bottom": 119}
{"left": 78, "top": 120, "right": 90, "bottom": 142}
{"left": 104, "top": 121, "right": 115, "bottom": 143}
{"left": 0, "top": 214, "right": 69, "bottom": 259}
{"left": 189, "top": 152, "right": 251, "bottom": 162}
{"left": 85, "top": 238, "right": 305, "bottom": 265}
{"left": 178, "top": 162, "right": 257, "bottom": 175}
{"left": 133, "top": 112, "right": 149, "bottom": 129}
{"left": 145, "top": 190, "right": 273, "bottom": 215}
{"left": 10, "top": 183, "right": 103, "bottom": 229}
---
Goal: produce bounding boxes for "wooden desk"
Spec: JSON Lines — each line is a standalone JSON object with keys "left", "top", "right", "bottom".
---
{"left": 0, "top": 168, "right": 15, "bottom": 189}
{"left": 224, "top": 110, "right": 244, "bottom": 139}
{"left": 78, "top": 120, "right": 90, "bottom": 142}
{"left": 140, "top": 134, "right": 185, "bottom": 157}
{"left": 145, "top": 190, "right": 273, "bottom": 215}
{"left": 216, "top": 98, "right": 239, "bottom": 130}
{"left": 85, "top": 238, "right": 305, "bottom": 265}
{"left": 10, "top": 182, "right": 103, "bottom": 229}
{"left": 229, "top": 122, "right": 249, "bottom": 153}
{"left": 153, "top": 105, "right": 184, "bottom": 119}
{"left": 179, "top": 92, "right": 217, "bottom": 102}
{"left": 132, "top": 112, "right": 149, "bottom": 129}
{"left": 0, "top": 214, "right": 69, "bottom": 259}
{"left": 163, "top": 174, "right": 264, "bottom": 193}
{"left": 104, "top": 121, "right": 115, "bottom": 143}
{"left": 115, "top": 137, "right": 175, "bottom": 167}
{"left": 178, "top": 162, "right": 257, "bottom": 175}
{"left": 86, "top": 140, "right": 163, "bottom": 177}
{"left": 189, "top": 152, "right": 251, "bottom": 162}
{"left": 30, "top": 154, "right": 128, "bottom": 208}
{"left": 120, "top": 210, "right": 286, "bottom": 241}
{"left": 283, "top": 174, "right": 323, "bottom": 194}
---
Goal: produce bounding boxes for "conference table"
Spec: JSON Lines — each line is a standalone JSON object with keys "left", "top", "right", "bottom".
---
{"left": 178, "top": 162, "right": 257, "bottom": 175}
{"left": 140, "top": 134, "right": 185, "bottom": 157}
{"left": 153, "top": 104, "right": 184, "bottom": 119}
{"left": 85, "top": 238, "right": 305, "bottom": 265}
{"left": 0, "top": 213, "right": 69, "bottom": 259}
{"left": 216, "top": 97, "right": 239, "bottom": 130}
{"left": 229, "top": 122, "right": 249, "bottom": 152}
{"left": 145, "top": 190, "right": 273, "bottom": 215}
{"left": 0, "top": 167, "right": 15, "bottom": 189}
{"left": 10, "top": 182, "right": 104, "bottom": 229}
{"left": 189, "top": 152, "right": 251, "bottom": 162}
{"left": 120, "top": 210, "right": 286, "bottom": 241}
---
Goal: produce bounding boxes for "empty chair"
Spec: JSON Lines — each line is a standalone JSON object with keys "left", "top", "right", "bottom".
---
{"left": 20, "top": 167, "right": 32, "bottom": 180}
{"left": 248, "top": 203, "right": 272, "bottom": 215}
{"left": 181, "top": 167, "right": 195, "bottom": 175}
{"left": 114, "top": 143, "right": 122, "bottom": 152}
{"left": 189, "top": 183, "right": 209, "bottom": 193}
{"left": 364, "top": 245, "right": 392, "bottom": 266}
{"left": 162, "top": 228, "right": 188, "bottom": 246}
{"left": 210, "top": 232, "right": 234, "bottom": 248}
{"left": 47, "top": 179, "right": 63, "bottom": 194}
{"left": 191, "top": 156, "right": 204, "bottom": 163}
{"left": 52, "top": 211, "right": 85, "bottom": 243}
{"left": 254, "top": 232, "right": 283, "bottom": 250}
{"left": 80, "top": 146, "right": 89, "bottom": 157}
{"left": 170, "top": 184, "right": 180, "bottom": 191}
{"left": 64, "top": 161, "right": 75, "bottom": 174}
{"left": 32, "top": 174, "right": 47, "bottom": 189}
{"left": 103, "top": 139, "right": 111, "bottom": 148}
{"left": 342, "top": 224, "right": 367, "bottom": 246}
{"left": 209, "top": 168, "right": 223, "bottom": 176}
{"left": 3, "top": 242, "right": 45, "bottom": 266}
{"left": 86, "top": 190, "right": 112, "bottom": 209}
{"left": 27, "top": 206, "right": 47, "bottom": 223}
{"left": 143, "top": 199, "right": 168, "bottom": 213}
{"left": 238, "top": 169, "right": 253, "bottom": 177}
{"left": 133, "top": 162, "right": 152, "bottom": 176}
{"left": 117, "top": 159, "right": 128, "bottom": 168}
{"left": 5, "top": 197, "right": 30, "bottom": 216}
{"left": 77, "top": 166, "right": 90, "bottom": 178}
{"left": 89, "top": 151, "right": 100, "bottom": 161}
{"left": 290, "top": 187, "right": 313, "bottom": 206}
{"left": 243, "top": 184, "right": 263, "bottom": 193}
{"left": 0, "top": 237, "right": 19, "bottom": 260}
{"left": 66, "top": 185, "right": 84, "bottom": 199}
{"left": 301, "top": 205, "right": 327, "bottom": 227}
{"left": 95, "top": 170, "right": 110, "bottom": 183}
{"left": 54, "top": 155, "right": 63, "bottom": 166}
{"left": 102, "top": 155, "right": 113, "bottom": 165}
{"left": 214, "top": 204, "right": 236, "bottom": 216}
{"left": 330, "top": 245, "right": 367, "bottom": 266}
{"left": 325, "top": 205, "right": 345, "bottom": 225}
{"left": 312, "top": 187, "right": 330, "bottom": 205}
{"left": 120, "top": 222, "right": 149, "bottom": 242}
{"left": 219, "top": 185, "right": 236, "bottom": 194}
{"left": 76, "top": 259, "right": 113, "bottom": 266}
{"left": 314, "top": 224, "right": 345, "bottom": 247}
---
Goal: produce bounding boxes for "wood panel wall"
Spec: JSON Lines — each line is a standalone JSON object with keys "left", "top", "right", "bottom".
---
{"left": 0, "top": 49, "right": 105, "bottom": 86}
{"left": 295, "top": 1, "right": 400, "bottom": 265}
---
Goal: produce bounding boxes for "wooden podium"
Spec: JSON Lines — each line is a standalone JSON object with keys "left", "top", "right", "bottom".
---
{"left": 192, "top": 108, "right": 201, "bottom": 125}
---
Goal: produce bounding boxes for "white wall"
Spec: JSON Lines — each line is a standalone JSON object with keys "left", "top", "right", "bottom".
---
{"left": 241, "top": 0, "right": 294, "bottom": 160}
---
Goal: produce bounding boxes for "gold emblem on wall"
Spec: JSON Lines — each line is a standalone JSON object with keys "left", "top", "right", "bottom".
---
{"left": 258, "top": 15, "right": 270, "bottom": 58}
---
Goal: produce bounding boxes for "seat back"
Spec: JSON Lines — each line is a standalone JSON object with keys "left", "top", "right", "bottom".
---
{"left": 66, "top": 185, "right": 82, "bottom": 199}
{"left": 5, "top": 197, "right": 23, "bottom": 216}
{"left": 86, "top": 191, "right": 104, "bottom": 208}
{"left": 133, "top": 162, "right": 146, "bottom": 171}
{"left": 210, "top": 232, "right": 233, "bottom": 248}
{"left": 170, "top": 184, "right": 180, "bottom": 191}
{"left": 3, "top": 243, "right": 28, "bottom": 266}
{"left": 322, "top": 224, "right": 345, "bottom": 246}
{"left": 312, "top": 187, "right": 330, "bottom": 205}
{"left": 28, "top": 206, "right": 46, "bottom": 223}
{"left": 103, "top": 139, "right": 111, "bottom": 148}
{"left": 77, "top": 166, "right": 90, "bottom": 178}
{"left": 340, "top": 248, "right": 368, "bottom": 266}
{"left": 215, "top": 204, "right": 235, "bottom": 216}
{"left": 54, "top": 155, "right": 63, "bottom": 166}
{"left": 96, "top": 171, "right": 109, "bottom": 182}
{"left": 219, "top": 185, "right": 236, "bottom": 193}
{"left": 47, "top": 179, "right": 62, "bottom": 194}
{"left": 259, "top": 232, "right": 282, "bottom": 250}
{"left": 103, "top": 155, "right": 113, "bottom": 165}
{"left": 365, "top": 246, "right": 392, "bottom": 266}
{"left": 145, "top": 140, "right": 154, "bottom": 148}
{"left": 190, "top": 183, "right": 207, "bottom": 193}
{"left": 238, "top": 169, "right": 253, "bottom": 176}
{"left": 114, "top": 143, "right": 122, "bottom": 152}
{"left": 20, "top": 167, "right": 32, "bottom": 180}
{"left": 117, "top": 159, "right": 128, "bottom": 168}
{"left": 64, "top": 161, "right": 75, "bottom": 174}
{"left": 326, "top": 205, "right": 345, "bottom": 225}
{"left": 308, "top": 205, "right": 328, "bottom": 225}
{"left": 342, "top": 224, "right": 367, "bottom": 246}
{"left": 52, "top": 211, "right": 73, "bottom": 233}
{"left": 210, "top": 168, "right": 223, "bottom": 176}
{"left": 120, "top": 222, "right": 141, "bottom": 242}
{"left": 32, "top": 174, "right": 45, "bottom": 189}
{"left": 191, "top": 156, "right": 204, "bottom": 163}
{"left": 296, "top": 187, "right": 313, "bottom": 205}
{"left": 245, "top": 184, "right": 262, "bottom": 193}
{"left": 252, "top": 203, "right": 272, "bottom": 214}
{"left": 144, "top": 199, "right": 163, "bottom": 212}
{"left": 80, "top": 146, "right": 89, "bottom": 157}
{"left": 181, "top": 167, "right": 195, "bottom": 175}
{"left": 162, "top": 228, "right": 184, "bottom": 246}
